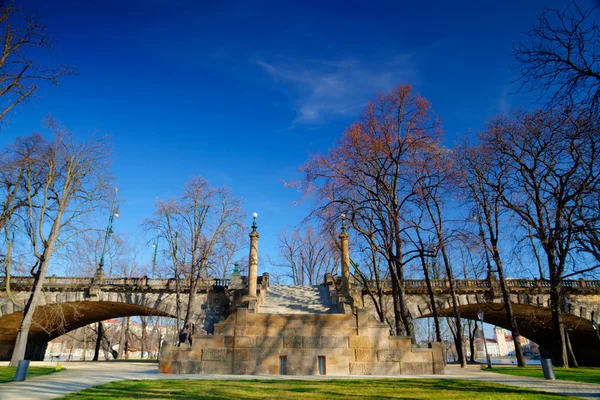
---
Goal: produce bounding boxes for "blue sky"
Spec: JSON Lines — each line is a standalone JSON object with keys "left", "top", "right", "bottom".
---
{"left": 1, "top": 0, "right": 594, "bottom": 275}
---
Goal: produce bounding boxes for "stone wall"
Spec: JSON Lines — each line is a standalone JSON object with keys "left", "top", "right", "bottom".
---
{"left": 159, "top": 308, "right": 444, "bottom": 376}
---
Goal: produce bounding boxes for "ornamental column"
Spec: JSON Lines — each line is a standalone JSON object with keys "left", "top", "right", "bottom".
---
{"left": 340, "top": 214, "right": 350, "bottom": 296}
{"left": 247, "top": 212, "right": 259, "bottom": 298}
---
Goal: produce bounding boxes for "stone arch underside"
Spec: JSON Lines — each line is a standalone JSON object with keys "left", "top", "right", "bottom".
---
{"left": 418, "top": 302, "right": 600, "bottom": 366}
{"left": 362, "top": 292, "right": 600, "bottom": 366}
{"left": 0, "top": 299, "right": 176, "bottom": 361}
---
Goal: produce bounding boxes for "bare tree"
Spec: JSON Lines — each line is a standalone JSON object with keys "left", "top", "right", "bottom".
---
{"left": 148, "top": 177, "right": 244, "bottom": 344}
{"left": 0, "top": 3, "right": 73, "bottom": 124}
{"left": 295, "top": 86, "right": 445, "bottom": 341}
{"left": 274, "top": 226, "right": 336, "bottom": 285}
{"left": 479, "top": 107, "right": 600, "bottom": 366}
{"left": 514, "top": 2, "right": 600, "bottom": 109}
{"left": 9, "top": 119, "right": 111, "bottom": 365}
{"left": 457, "top": 141, "right": 527, "bottom": 367}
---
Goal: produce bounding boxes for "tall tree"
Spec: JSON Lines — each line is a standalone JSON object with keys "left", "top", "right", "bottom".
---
{"left": 9, "top": 120, "right": 111, "bottom": 365}
{"left": 479, "top": 107, "right": 600, "bottom": 366}
{"left": 148, "top": 177, "right": 244, "bottom": 343}
{"left": 296, "top": 85, "right": 443, "bottom": 341}
{"left": 0, "top": 3, "right": 72, "bottom": 124}
{"left": 275, "top": 226, "right": 336, "bottom": 285}
{"left": 457, "top": 141, "right": 527, "bottom": 367}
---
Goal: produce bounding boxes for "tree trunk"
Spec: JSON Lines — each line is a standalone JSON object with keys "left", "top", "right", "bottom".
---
{"left": 117, "top": 317, "right": 128, "bottom": 359}
{"left": 420, "top": 253, "right": 442, "bottom": 342}
{"left": 141, "top": 316, "right": 147, "bottom": 359}
{"left": 565, "top": 329, "right": 579, "bottom": 368}
{"left": 469, "top": 321, "right": 477, "bottom": 363}
{"left": 93, "top": 322, "right": 103, "bottom": 361}
{"left": 550, "top": 275, "right": 568, "bottom": 367}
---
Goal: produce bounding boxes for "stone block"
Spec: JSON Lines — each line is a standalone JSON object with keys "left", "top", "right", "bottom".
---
{"left": 349, "top": 362, "right": 372, "bottom": 375}
{"left": 355, "top": 348, "right": 377, "bottom": 362}
{"left": 371, "top": 362, "right": 400, "bottom": 375}
{"left": 233, "top": 349, "right": 250, "bottom": 361}
{"left": 401, "top": 362, "right": 431, "bottom": 375}
{"left": 388, "top": 336, "right": 412, "bottom": 350}
{"left": 283, "top": 336, "right": 303, "bottom": 348}
{"left": 202, "top": 348, "right": 227, "bottom": 361}
{"left": 214, "top": 324, "right": 235, "bottom": 336}
{"left": 256, "top": 336, "right": 282, "bottom": 348}
{"left": 377, "top": 349, "right": 402, "bottom": 362}
{"left": 234, "top": 336, "right": 255, "bottom": 348}
{"left": 321, "top": 336, "right": 348, "bottom": 348}
{"left": 302, "top": 336, "right": 320, "bottom": 348}
{"left": 179, "top": 361, "right": 202, "bottom": 374}
{"left": 202, "top": 360, "right": 231, "bottom": 374}
{"left": 233, "top": 361, "right": 254, "bottom": 374}
{"left": 349, "top": 336, "right": 374, "bottom": 348}
{"left": 432, "top": 362, "right": 445, "bottom": 375}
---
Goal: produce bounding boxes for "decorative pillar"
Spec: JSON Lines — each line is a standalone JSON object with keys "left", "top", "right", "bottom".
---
{"left": 340, "top": 214, "right": 350, "bottom": 296}
{"left": 247, "top": 212, "right": 259, "bottom": 298}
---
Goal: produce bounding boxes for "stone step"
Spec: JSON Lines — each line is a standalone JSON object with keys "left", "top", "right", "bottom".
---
{"left": 259, "top": 284, "right": 336, "bottom": 315}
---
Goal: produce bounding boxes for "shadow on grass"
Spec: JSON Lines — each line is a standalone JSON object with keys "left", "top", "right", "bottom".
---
{"left": 59, "top": 378, "right": 574, "bottom": 399}
{"left": 489, "top": 367, "right": 600, "bottom": 385}
{"left": 0, "top": 366, "right": 61, "bottom": 384}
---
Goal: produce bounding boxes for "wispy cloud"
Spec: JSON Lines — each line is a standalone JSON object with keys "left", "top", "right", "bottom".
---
{"left": 256, "top": 55, "right": 417, "bottom": 124}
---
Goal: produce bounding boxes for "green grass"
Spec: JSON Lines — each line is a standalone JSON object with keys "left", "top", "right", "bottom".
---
{"left": 58, "top": 378, "right": 576, "bottom": 399}
{"left": 0, "top": 365, "right": 62, "bottom": 383}
{"left": 489, "top": 366, "right": 600, "bottom": 384}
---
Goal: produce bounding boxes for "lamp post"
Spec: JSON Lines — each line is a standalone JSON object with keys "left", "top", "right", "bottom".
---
{"left": 96, "top": 187, "right": 119, "bottom": 278}
{"left": 593, "top": 321, "right": 599, "bottom": 341}
{"left": 477, "top": 307, "right": 492, "bottom": 369}
{"left": 152, "top": 229, "right": 160, "bottom": 277}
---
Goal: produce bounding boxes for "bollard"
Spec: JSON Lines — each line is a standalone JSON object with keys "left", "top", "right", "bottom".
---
{"left": 541, "top": 358, "right": 556, "bottom": 380}
{"left": 13, "top": 360, "right": 30, "bottom": 382}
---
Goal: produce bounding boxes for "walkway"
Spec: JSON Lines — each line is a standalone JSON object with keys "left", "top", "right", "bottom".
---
{"left": 0, "top": 362, "right": 599, "bottom": 399}
{"left": 259, "top": 285, "right": 335, "bottom": 314}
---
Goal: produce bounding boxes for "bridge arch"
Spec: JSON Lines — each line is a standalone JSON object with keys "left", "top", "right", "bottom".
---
{"left": 414, "top": 300, "right": 600, "bottom": 366}
{"left": 0, "top": 288, "right": 228, "bottom": 361}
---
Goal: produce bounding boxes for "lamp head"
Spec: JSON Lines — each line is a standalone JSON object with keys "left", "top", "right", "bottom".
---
{"left": 593, "top": 321, "right": 598, "bottom": 331}
{"left": 251, "top": 212, "right": 258, "bottom": 233}
{"left": 477, "top": 307, "right": 484, "bottom": 321}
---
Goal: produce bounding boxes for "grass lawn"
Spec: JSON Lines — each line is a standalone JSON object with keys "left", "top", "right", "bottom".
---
{"left": 0, "top": 365, "right": 62, "bottom": 383}
{"left": 59, "top": 378, "right": 575, "bottom": 399}
{"left": 488, "top": 366, "right": 600, "bottom": 384}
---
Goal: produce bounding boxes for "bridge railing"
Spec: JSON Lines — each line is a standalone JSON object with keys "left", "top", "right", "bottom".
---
{"left": 0, "top": 276, "right": 233, "bottom": 290}
{"left": 358, "top": 278, "right": 599, "bottom": 290}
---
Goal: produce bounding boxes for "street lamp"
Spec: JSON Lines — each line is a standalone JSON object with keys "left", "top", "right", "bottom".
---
{"left": 96, "top": 187, "right": 119, "bottom": 277}
{"left": 477, "top": 307, "right": 492, "bottom": 369}
{"left": 151, "top": 229, "right": 160, "bottom": 277}
{"left": 593, "top": 321, "right": 599, "bottom": 341}
{"left": 251, "top": 212, "right": 258, "bottom": 233}
{"left": 341, "top": 213, "right": 347, "bottom": 234}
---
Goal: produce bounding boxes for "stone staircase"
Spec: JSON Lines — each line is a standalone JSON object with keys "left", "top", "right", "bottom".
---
{"left": 259, "top": 285, "right": 336, "bottom": 314}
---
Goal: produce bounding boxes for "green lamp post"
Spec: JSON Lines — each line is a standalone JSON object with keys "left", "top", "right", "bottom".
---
{"left": 96, "top": 187, "right": 119, "bottom": 277}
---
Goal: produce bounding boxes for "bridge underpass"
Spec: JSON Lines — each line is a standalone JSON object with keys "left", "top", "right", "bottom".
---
{"left": 356, "top": 278, "right": 600, "bottom": 366}
{"left": 1, "top": 274, "right": 599, "bottom": 365}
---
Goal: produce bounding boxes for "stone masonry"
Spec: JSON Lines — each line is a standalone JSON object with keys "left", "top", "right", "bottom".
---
{"left": 158, "top": 307, "right": 444, "bottom": 376}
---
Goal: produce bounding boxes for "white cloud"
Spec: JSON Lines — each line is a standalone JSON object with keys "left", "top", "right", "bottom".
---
{"left": 256, "top": 55, "right": 417, "bottom": 124}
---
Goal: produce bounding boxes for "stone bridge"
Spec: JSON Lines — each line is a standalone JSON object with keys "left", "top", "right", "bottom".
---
{"left": 2, "top": 274, "right": 600, "bottom": 365}
{"left": 0, "top": 274, "right": 268, "bottom": 361}
{"left": 351, "top": 277, "right": 600, "bottom": 366}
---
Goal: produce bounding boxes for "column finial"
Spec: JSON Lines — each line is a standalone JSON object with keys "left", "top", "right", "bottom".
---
{"left": 251, "top": 212, "right": 258, "bottom": 233}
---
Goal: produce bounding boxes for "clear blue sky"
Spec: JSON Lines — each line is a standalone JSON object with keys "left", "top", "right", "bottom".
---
{"left": 1, "top": 0, "right": 594, "bottom": 275}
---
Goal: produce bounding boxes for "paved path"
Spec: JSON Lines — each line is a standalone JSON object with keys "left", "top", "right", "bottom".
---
{"left": 259, "top": 285, "right": 335, "bottom": 314}
{"left": 0, "top": 362, "right": 599, "bottom": 399}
